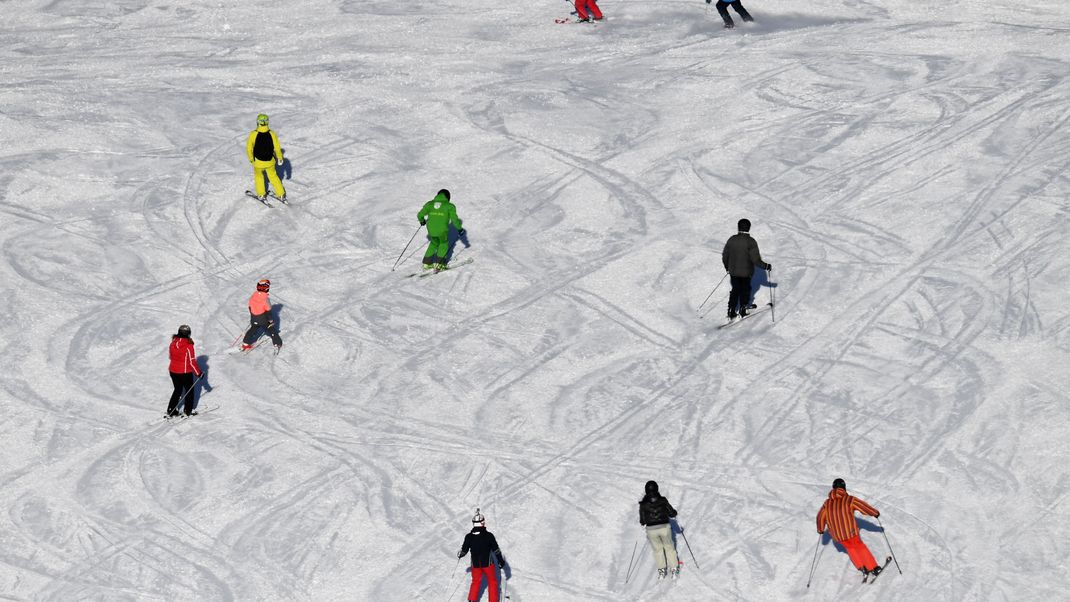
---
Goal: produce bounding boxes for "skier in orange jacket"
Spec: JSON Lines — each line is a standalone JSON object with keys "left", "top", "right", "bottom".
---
{"left": 241, "top": 279, "right": 282, "bottom": 351}
{"left": 816, "top": 478, "right": 883, "bottom": 577}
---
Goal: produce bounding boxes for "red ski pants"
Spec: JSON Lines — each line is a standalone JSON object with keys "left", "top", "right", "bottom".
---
{"left": 840, "top": 535, "right": 878, "bottom": 571}
{"left": 467, "top": 566, "right": 499, "bottom": 602}
{"left": 575, "top": 0, "right": 603, "bottom": 20}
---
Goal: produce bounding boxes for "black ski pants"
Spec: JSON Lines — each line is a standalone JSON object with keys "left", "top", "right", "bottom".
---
{"left": 727, "top": 275, "right": 753, "bottom": 315}
{"left": 243, "top": 311, "right": 283, "bottom": 347}
{"left": 168, "top": 371, "right": 196, "bottom": 416}
{"left": 716, "top": 0, "right": 753, "bottom": 26}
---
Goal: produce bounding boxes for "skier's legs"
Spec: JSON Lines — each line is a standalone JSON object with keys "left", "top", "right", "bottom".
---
{"left": 732, "top": 1, "right": 754, "bottom": 21}
{"left": 715, "top": 1, "right": 734, "bottom": 26}
{"left": 727, "top": 276, "right": 749, "bottom": 314}
{"left": 434, "top": 236, "right": 451, "bottom": 265}
{"left": 252, "top": 163, "right": 269, "bottom": 197}
{"left": 467, "top": 567, "right": 488, "bottom": 602}
{"left": 586, "top": 0, "right": 604, "bottom": 20}
{"left": 167, "top": 372, "right": 185, "bottom": 414}
{"left": 177, "top": 372, "right": 196, "bottom": 415}
{"left": 574, "top": 0, "right": 589, "bottom": 20}
{"left": 266, "top": 321, "right": 283, "bottom": 347}
{"left": 423, "top": 234, "right": 447, "bottom": 266}
{"left": 840, "top": 535, "right": 878, "bottom": 571}
{"left": 264, "top": 163, "right": 286, "bottom": 198}
{"left": 242, "top": 321, "right": 263, "bottom": 345}
{"left": 646, "top": 524, "right": 675, "bottom": 570}
{"left": 484, "top": 567, "right": 500, "bottom": 602}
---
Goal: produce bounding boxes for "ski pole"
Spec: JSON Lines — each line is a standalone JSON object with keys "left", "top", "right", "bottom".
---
{"left": 442, "top": 556, "right": 460, "bottom": 602}
{"left": 876, "top": 517, "right": 902, "bottom": 574}
{"left": 767, "top": 268, "right": 775, "bottom": 322}
{"left": 624, "top": 539, "right": 639, "bottom": 584}
{"left": 806, "top": 531, "right": 824, "bottom": 588}
{"left": 698, "top": 273, "right": 729, "bottom": 309}
{"left": 678, "top": 527, "right": 700, "bottom": 569}
{"left": 391, "top": 224, "right": 424, "bottom": 271}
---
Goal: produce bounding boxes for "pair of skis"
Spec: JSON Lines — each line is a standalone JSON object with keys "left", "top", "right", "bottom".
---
{"left": 863, "top": 556, "right": 894, "bottom": 584}
{"left": 405, "top": 256, "right": 474, "bottom": 278}
{"left": 711, "top": 302, "right": 773, "bottom": 328}
{"left": 245, "top": 190, "right": 289, "bottom": 208}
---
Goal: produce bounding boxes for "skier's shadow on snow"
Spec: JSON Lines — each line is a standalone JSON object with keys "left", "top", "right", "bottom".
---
{"left": 259, "top": 150, "right": 292, "bottom": 190}
{"left": 467, "top": 560, "right": 510, "bottom": 602}
{"left": 192, "top": 355, "right": 214, "bottom": 411}
{"left": 440, "top": 224, "right": 471, "bottom": 264}
{"left": 750, "top": 269, "right": 777, "bottom": 303}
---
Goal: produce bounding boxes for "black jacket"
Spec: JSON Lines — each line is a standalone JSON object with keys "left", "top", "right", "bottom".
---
{"left": 458, "top": 527, "right": 506, "bottom": 568}
{"left": 722, "top": 232, "right": 768, "bottom": 278}
{"left": 638, "top": 494, "right": 677, "bottom": 527}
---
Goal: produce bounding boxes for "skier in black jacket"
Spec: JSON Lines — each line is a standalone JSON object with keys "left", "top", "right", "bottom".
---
{"left": 639, "top": 480, "right": 680, "bottom": 579}
{"left": 458, "top": 509, "right": 507, "bottom": 602}
{"left": 722, "top": 218, "right": 771, "bottom": 320}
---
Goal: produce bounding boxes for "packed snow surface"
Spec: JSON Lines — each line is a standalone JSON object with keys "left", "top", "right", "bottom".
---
{"left": 2, "top": 0, "right": 1070, "bottom": 599}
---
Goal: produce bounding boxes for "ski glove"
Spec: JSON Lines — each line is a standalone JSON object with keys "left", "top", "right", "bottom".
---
{"left": 456, "top": 548, "right": 465, "bottom": 559}
{"left": 764, "top": 263, "right": 772, "bottom": 271}
{"left": 457, "top": 229, "right": 466, "bottom": 237}
{"left": 419, "top": 219, "right": 426, "bottom": 226}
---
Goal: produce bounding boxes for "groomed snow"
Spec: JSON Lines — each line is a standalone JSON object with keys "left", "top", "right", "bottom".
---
{"left": 2, "top": 0, "right": 1069, "bottom": 599}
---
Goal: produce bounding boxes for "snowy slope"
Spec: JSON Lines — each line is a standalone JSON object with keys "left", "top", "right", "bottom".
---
{"left": 2, "top": 0, "right": 1070, "bottom": 599}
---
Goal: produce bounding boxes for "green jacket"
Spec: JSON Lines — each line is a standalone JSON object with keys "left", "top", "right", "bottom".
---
{"left": 417, "top": 192, "right": 462, "bottom": 236}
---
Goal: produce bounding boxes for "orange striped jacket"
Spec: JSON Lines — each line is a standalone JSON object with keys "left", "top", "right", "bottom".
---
{"left": 816, "top": 488, "right": 879, "bottom": 542}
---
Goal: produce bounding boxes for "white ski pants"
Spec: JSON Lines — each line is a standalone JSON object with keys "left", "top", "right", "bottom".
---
{"left": 646, "top": 524, "right": 679, "bottom": 570}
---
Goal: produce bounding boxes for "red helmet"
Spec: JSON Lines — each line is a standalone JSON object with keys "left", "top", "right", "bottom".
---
{"left": 256, "top": 278, "right": 271, "bottom": 292}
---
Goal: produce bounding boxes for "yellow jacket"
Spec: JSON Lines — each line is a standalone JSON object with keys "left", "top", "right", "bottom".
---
{"left": 246, "top": 125, "right": 283, "bottom": 164}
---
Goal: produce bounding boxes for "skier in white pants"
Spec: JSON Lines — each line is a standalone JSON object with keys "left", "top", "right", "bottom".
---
{"left": 638, "top": 480, "right": 680, "bottom": 579}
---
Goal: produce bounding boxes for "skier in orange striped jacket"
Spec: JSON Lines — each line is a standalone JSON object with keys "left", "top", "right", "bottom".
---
{"left": 816, "top": 478, "right": 883, "bottom": 577}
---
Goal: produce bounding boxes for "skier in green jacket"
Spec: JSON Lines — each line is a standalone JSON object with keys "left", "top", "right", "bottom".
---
{"left": 417, "top": 189, "right": 465, "bottom": 271}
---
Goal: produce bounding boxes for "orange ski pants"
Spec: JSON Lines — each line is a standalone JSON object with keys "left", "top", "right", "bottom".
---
{"left": 840, "top": 535, "right": 878, "bottom": 571}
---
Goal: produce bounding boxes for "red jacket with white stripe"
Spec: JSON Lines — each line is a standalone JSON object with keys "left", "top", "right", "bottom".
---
{"left": 168, "top": 336, "right": 202, "bottom": 376}
{"left": 816, "top": 488, "right": 879, "bottom": 542}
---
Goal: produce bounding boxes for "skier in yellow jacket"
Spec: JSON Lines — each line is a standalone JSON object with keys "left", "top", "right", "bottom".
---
{"left": 246, "top": 113, "right": 286, "bottom": 201}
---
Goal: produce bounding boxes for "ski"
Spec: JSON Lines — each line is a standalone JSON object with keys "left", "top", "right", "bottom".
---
{"left": 418, "top": 256, "right": 474, "bottom": 277}
{"left": 715, "top": 303, "right": 772, "bottom": 329}
{"left": 267, "top": 191, "right": 289, "bottom": 205}
{"left": 555, "top": 17, "right": 603, "bottom": 24}
{"left": 865, "top": 556, "right": 893, "bottom": 584}
{"left": 245, "top": 190, "right": 274, "bottom": 208}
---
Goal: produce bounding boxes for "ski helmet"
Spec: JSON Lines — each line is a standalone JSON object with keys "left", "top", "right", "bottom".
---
{"left": 645, "top": 480, "right": 659, "bottom": 495}
{"left": 832, "top": 478, "right": 846, "bottom": 490}
{"left": 472, "top": 508, "right": 485, "bottom": 525}
{"left": 256, "top": 113, "right": 269, "bottom": 126}
{"left": 177, "top": 324, "right": 191, "bottom": 338}
{"left": 737, "top": 218, "right": 751, "bottom": 232}
{"left": 438, "top": 188, "right": 451, "bottom": 201}
{"left": 256, "top": 278, "right": 271, "bottom": 292}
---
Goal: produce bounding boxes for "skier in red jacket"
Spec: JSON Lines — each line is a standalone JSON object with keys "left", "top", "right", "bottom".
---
{"left": 167, "top": 325, "right": 203, "bottom": 417}
{"left": 816, "top": 478, "right": 883, "bottom": 577}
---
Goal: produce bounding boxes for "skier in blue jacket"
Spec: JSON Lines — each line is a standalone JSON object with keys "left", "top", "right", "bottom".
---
{"left": 706, "top": 0, "right": 753, "bottom": 29}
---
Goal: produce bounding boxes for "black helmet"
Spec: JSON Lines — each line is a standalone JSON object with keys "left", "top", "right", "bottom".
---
{"left": 177, "top": 324, "right": 191, "bottom": 338}
{"left": 737, "top": 218, "right": 751, "bottom": 232}
{"left": 645, "top": 480, "right": 659, "bottom": 495}
{"left": 832, "top": 478, "right": 846, "bottom": 490}
{"left": 438, "top": 188, "right": 451, "bottom": 201}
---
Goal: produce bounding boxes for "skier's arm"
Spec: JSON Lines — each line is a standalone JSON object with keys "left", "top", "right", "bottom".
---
{"left": 749, "top": 240, "right": 768, "bottom": 269}
{"left": 246, "top": 132, "right": 256, "bottom": 163}
{"left": 489, "top": 534, "right": 506, "bottom": 566}
{"left": 816, "top": 504, "right": 828, "bottom": 534}
{"left": 722, "top": 242, "right": 731, "bottom": 272}
{"left": 853, "top": 497, "right": 879, "bottom": 518}
{"left": 417, "top": 204, "right": 429, "bottom": 225}
{"left": 638, "top": 502, "right": 646, "bottom": 525}
{"left": 457, "top": 535, "right": 471, "bottom": 559}
{"left": 271, "top": 131, "right": 283, "bottom": 162}
{"left": 188, "top": 345, "right": 202, "bottom": 377}
{"left": 665, "top": 499, "right": 678, "bottom": 519}
{"left": 450, "top": 205, "right": 463, "bottom": 231}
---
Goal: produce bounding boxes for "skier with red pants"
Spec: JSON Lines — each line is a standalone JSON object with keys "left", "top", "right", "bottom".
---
{"left": 458, "top": 509, "right": 508, "bottom": 602}
{"left": 816, "top": 478, "right": 884, "bottom": 578}
{"left": 167, "top": 325, "right": 203, "bottom": 417}
{"left": 575, "top": 0, "right": 603, "bottom": 22}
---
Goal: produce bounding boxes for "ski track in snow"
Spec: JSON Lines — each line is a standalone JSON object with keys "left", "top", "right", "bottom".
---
{"left": 2, "top": 0, "right": 1070, "bottom": 600}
